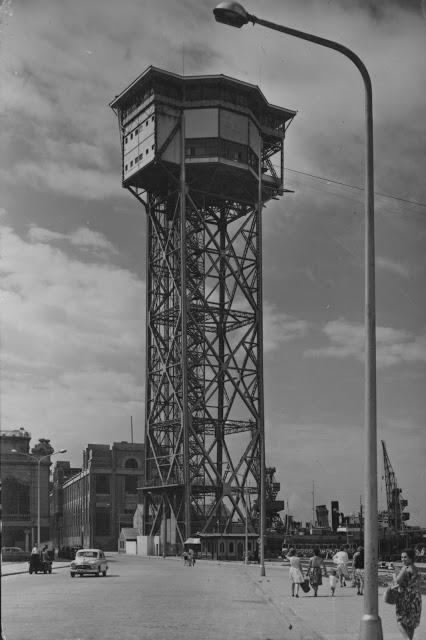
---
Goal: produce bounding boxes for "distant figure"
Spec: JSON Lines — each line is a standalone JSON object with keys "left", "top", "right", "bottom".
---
{"left": 333, "top": 545, "right": 350, "bottom": 587}
{"left": 41, "top": 545, "right": 49, "bottom": 563}
{"left": 394, "top": 548, "right": 422, "bottom": 640}
{"left": 188, "top": 548, "right": 195, "bottom": 567}
{"left": 352, "top": 546, "right": 365, "bottom": 595}
{"left": 328, "top": 569, "right": 338, "bottom": 597}
{"left": 182, "top": 550, "right": 189, "bottom": 566}
{"left": 286, "top": 548, "right": 305, "bottom": 598}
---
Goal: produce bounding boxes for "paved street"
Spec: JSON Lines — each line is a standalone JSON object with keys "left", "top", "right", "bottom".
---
{"left": 2, "top": 555, "right": 425, "bottom": 640}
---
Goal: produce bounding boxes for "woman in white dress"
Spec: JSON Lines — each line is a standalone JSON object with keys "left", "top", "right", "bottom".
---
{"left": 287, "top": 548, "right": 305, "bottom": 597}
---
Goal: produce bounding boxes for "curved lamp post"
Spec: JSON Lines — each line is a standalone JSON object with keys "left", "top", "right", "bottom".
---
{"left": 12, "top": 448, "right": 67, "bottom": 548}
{"left": 213, "top": 4, "right": 380, "bottom": 639}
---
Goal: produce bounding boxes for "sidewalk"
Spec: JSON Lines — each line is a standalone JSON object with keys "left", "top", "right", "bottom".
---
{"left": 244, "top": 562, "right": 426, "bottom": 640}
{"left": 1, "top": 561, "right": 70, "bottom": 576}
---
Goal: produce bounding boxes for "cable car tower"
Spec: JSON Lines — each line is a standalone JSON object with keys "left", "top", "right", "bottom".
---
{"left": 110, "top": 67, "right": 295, "bottom": 551}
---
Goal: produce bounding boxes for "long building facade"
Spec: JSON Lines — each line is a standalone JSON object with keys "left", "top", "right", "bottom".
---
{"left": 50, "top": 442, "right": 144, "bottom": 552}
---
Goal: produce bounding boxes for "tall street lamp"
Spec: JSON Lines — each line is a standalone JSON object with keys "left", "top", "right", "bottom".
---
{"left": 12, "top": 448, "right": 67, "bottom": 547}
{"left": 213, "top": 4, "right": 380, "bottom": 639}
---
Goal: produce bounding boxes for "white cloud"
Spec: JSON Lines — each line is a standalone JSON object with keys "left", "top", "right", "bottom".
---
{"left": 6, "top": 162, "right": 124, "bottom": 201}
{"left": 0, "top": 224, "right": 145, "bottom": 452}
{"left": 28, "top": 226, "right": 117, "bottom": 255}
{"left": 263, "top": 303, "right": 309, "bottom": 352}
{"left": 376, "top": 256, "right": 410, "bottom": 278}
{"left": 304, "top": 318, "right": 426, "bottom": 367}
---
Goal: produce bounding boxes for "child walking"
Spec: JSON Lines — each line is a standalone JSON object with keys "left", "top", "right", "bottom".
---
{"left": 329, "top": 569, "right": 338, "bottom": 596}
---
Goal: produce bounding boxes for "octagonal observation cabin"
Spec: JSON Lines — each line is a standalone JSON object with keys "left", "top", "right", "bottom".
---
{"left": 110, "top": 66, "right": 296, "bottom": 206}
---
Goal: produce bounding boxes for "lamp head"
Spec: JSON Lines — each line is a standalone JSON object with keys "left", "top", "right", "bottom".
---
{"left": 213, "top": 2, "right": 250, "bottom": 28}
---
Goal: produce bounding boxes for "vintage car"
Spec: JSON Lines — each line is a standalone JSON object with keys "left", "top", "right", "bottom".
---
{"left": 70, "top": 548, "right": 108, "bottom": 577}
{"left": 1, "top": 546, "right": 30, "bottom": 562}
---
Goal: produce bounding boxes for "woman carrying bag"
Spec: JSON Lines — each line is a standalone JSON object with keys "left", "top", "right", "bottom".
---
{"left": 306, "top": 547, "right": 327, "bottom": 597}
{"left": 393, "top": 548, "right": 422, "bottom": 639}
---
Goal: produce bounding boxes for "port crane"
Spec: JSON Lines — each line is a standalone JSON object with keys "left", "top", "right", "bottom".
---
{"left": 381, "top": 440, "right": 409, "bottom": 532}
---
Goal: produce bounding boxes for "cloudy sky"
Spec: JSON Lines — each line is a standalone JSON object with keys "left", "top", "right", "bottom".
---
{"left": 1, "top": 0, "right": 425, "bottom": 527}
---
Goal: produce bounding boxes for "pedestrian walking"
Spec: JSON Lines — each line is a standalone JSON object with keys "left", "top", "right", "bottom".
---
{"left": 182, "top": 550, "right": 189, "bottom": 566}
{"left": 328, "top": 569, "right": 338, "bottom": 596}
{"left": 394, "top": 548, "right": 422, "bottom": 640}
{"left": 352, "top": 546, "right": 365, "bottom": 595}
{"left": 286, "top": 548, "right": 305, "bottom": 598}
{"left": 188, "top": 548, "right": 195, "bottom": 567}
{"left": 332, "top": 545, "right": 350, "bottom": 586}
{"left": 306, "top": 547, "right": 327, "bottom": 597}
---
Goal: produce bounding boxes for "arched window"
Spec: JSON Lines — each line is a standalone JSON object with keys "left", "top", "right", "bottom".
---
{"left": 124, "top": 458, "right": 138, "bottom": 469}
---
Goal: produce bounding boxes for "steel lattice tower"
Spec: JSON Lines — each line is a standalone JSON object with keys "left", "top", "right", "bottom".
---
{"left": 110, "top": 67, "right": 295, "bottom": 552}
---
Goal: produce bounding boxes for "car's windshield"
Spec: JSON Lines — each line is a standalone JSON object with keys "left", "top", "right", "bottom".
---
{"left": 76, "top": 551, "right": 98, "bottom": 558}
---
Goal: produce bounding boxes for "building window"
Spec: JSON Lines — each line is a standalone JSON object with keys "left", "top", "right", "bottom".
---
{"left": 219, "top": 542, "right": 225, "bottom": 553}
{"left": 125, "top": 476, "right": 138, "bottom": 494}
{"left": 135, "top": 128, "right": 138, "bottom": 135}
{"left": 151, "top": 144, "right": 155, "bottom": 150}
{"left": 130, "top": 133, "right": 133, "bottom": 139}
{"left": 151, "top": 116, "right": 154, "bottom": 122}
{"left": 124, "top": 137, "right": 128, "bottom": 144}
{"left": 130, "top": 160, "right": 133, "bottom": 167}
{"left": 95, "top": 510, "right": 110, "bottom": 535}
{"left": 96, "top": 474, "right": 110, "bottom": 494}
{"left": 125, "top": 458, "right": 138, "bottom": 469}
{"left": 146, "top": 121, "right": 148, "bottom": 127}
{"left": 125, "top": 164, "right": 128, "bottom": 171}
{"left": 2, "top": 477, "right": 30, "bottom": 515}
{"left": 229, "top": 542, "right": 234, "bottom": 553}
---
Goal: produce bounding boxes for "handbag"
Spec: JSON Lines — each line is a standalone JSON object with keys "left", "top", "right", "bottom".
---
{"left": 383, "top": 585, "right": 399, "bottom": 605}
{"left": 300, "top": 578, "right": 311, "bottom": 593}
